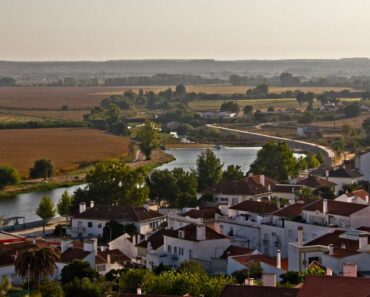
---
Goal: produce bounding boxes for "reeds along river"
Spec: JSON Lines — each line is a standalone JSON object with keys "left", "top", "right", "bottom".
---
{"left": 0, "top": 147, "right": 305, "bottom": 224}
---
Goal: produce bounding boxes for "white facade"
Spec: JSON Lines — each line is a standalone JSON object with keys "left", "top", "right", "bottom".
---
{"left": 355, "top": 152, "right": 370, "bottom": 181}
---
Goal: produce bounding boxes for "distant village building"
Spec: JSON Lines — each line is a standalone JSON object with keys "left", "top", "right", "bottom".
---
{"left": 297, "top": 126, "right": 322, "bottom": 138}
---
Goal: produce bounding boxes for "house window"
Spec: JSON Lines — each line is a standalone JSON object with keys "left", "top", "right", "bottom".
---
{"left": 174, "top": 246, "right": 177, "bottom": 254}
{"left": 98, "top": 222, "right": 102, "bottom": 228}
{"left": 167, "top": 245, "right": 172, "bottom": 253}
{"left": 88, "top": 222, "right": 93, "bottom": 228}
{"left": 179, "top": 247, "right": 184, "bottom": 255}
{"left": 189, "top": 249, "right": 193, "bottom": 258}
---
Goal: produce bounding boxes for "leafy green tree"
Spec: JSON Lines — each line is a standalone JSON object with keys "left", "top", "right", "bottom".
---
{"left": 231, "top": 261, "right": 262, "bottom": 283}
{"left": 220, "top": 101, "right": 240, "bottom": 113}
{"left": 194, "top": 149, "right": 223, "bottom": 191}
{"left": 57, "top": 191, "right": 74, "bottom": 221}
{"left": 316, "top": 152, "right": 324, "bottom": 164}
{"left": 105, "top": 102, "right": 121, "bottom": 131}
{"left": 63, "top": 278, "right": 101, "bottom": 297}
{"left": 243, "top": 105, "right": 253, "bottom": 114}
{"left": 15, "top": 247, "right": 60, "bottom": 291}
{"left": 40, "top": 281, "right": 63, "bottom": 297}
{"left": 61, "top": 260, "right": 99, "bottom": 285}
{"left": 314, "top": 186, "right": 335, "bottom": 199}
{"left": 279, "top": 271, "right": 303, "bottom": 285}
{"left": 250, "top": 141, "right": 301, "bottom": 181}
{"left": 86, "top": 160, "right": 149, "bottom": 206}
{"left": 36, "top": 196, "right": 56, "bottom": 235}
{"left": 175, "top": 84, "right": 187, "bottom": 97}
{"left": 304, "top": 153, "right": 321, "bottom": 169}
{"left": 29, "top": 159, "right": 53, "bottom": 179}
{"left": 362, "top": 118, "right": 370, "bottom": 138}
{"left": 267, "top": 106, "right": 275, "bottom": 112}
{"left": 120, "top": 269, "right": 155, "bottom": 293}
{"left": 344, "top": 104, "right": 360, "bottom": 118}
{"left": 148, "top": 169, "right": 178, "bottom": 203}
{"left": 298, "top": 112, "right": 315, "bottom": 124}
{"left": 102, "top": 220, "right": 137, "bottom": 242}
{"left": 0, "top": 166, "right": 20, "bottom": 189}
{"left": 331, "top": 137, "right": 344, "bottom": 155}
{"left": 0, "top": 276, "right": 11, "bottom": 297}
{"left": 296, "top": 92, "right": 305, "bottom": 106}
{"left": 253, "top": 111, "right": 266, "bottom": 123}
{"left": 222, "top": 165, "right": 244, "bottom": 181}
{"left": 178, "top": 260, "right": 206, "bottom": 275}
{"left": 136, "top": 121, "right": 159, "bottom": 159}
{"left": 295, "top": 187, "right": 319, "bottom": 204}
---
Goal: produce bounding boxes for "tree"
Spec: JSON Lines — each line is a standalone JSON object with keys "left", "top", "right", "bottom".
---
{"left": 15, "top": 247, "right": 60, "bottom": 291}
{"left": 220, "top": 101, "right": 240, "bottom": 113}
{"left": 222, "top": 165, "right": 244, "bottom": 181}
{"left": 63, "top": 278, "right": 101, "bottom": 297}
{"left": 36, "top": 196, "right": 56, "bottom": 235}
{"left": 0, "top": 166, "right": 20, "bottom": 189}
{"left": 344, "top": 104, "right": 361, "bottom": 118}
{"left": 250, "top": 141, "right": 301, "bottom": 181}
{"left": 362, "top": 118, "right": 370, "bottom": 139}
{"left": 29, "top": 159, "right": 53, "bottom": 179}
{"left": 253, "top": 111, "right": 266, "bottom": 123}
{"left": 61, "top": 260, "right": 99, "bottom": 285}
{"left": 179, "top": 260, "right": 206, "bottom": 275}
{"left": 280, "top": 72, "right": 300, "bottom": 86}
{"left": 40, "top": 281, "right": 63, "bottom": 297}
{"left": 175, "top": 84, "right": 187, "bottom": 97}
{"left": 57, "top": 191, "right": 74, "bottom": 221}
{"left": 267, "top": 106, "right": 275, "bottom": 112}
{"left": 0, "top": 276, "right": 11, "bottom": 297}
{"left": 85, "top": 160, "right": 148, "bottom": 206}
{"left": 243, "top": 105, "right": 253, "bottom": 115}
{"left": 194, "top": 149, "right": 223, "bottom": 191}
{"left": 102, "top": 220, "right": 137, "bottom": 242}
{"left": 295, "top": 187, "right": 318, "bottom": 204}
{"left": 304, "top": 153, "right": 321, "bottom": 169}
{"left": 105, "top": 102, "right": 121, "bottom": 131}
{"left": 136, "top": 121, "right": 159, "bottom": 159}
{"left": 120, "top": 269, "right": 155, "bottom": 293}
{"left": 298, "top": 112, "right": 315, "bottom": 124}
{"left": 255, "top": 84, "right": 269, "bottom": 96}
{"left": 296, "top": 92, "right": 305, "bottom": 106}
{"left": 232, "top": 261, "right": 262, "bottom": 283}
{"left": 305, "top": 92, "right": 315, "bottom": 111}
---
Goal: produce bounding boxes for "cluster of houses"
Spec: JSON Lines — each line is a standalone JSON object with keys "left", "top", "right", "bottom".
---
{"left": 2, "top": 161, "right": 370, "bottom": 295}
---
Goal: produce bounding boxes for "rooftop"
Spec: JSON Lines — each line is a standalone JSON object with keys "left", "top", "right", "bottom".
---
{"left": 220, "top": 285, "right": 299, "bottom": 297}
{"left": 182, "top": 207, "right": 222, "bottom": 219}
{"left": 297, "top": 275, "right": 370, "bottom": 297}
{"left": 272, "top": 203, "right": 303, "bottom": 219}
{"left": 303, "top": 199, "right": 368, "bottom": 217}
{"left": 136, "top": 228, "right": 165, "bottom": 250}
{"left": 230, "top": 200, "right": 278, "bottom": 214}
{"left": 231, "top": 254, "right": 289, "bottom": 271}
{"left": 73, "top": 205, "right": 164, "bottom": 222}
{"left": 96, "top": 249, "right": 132, "bottom": 266}
{"left": 163, "top": 224, "right": 228, "bottom": 242}
{"left": 219, "top": 245, "right": 253, "bottom": 259}
{"left": 297, "top": 176, "right": 337, "bottom": 189}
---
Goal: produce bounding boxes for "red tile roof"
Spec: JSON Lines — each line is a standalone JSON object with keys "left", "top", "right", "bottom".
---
{"left": 220, "top": 285, "right": 299, "bottom": 297}
{"left": 231, "top": 254, "right": 289, "bottom": 271}
{"left": 230, "top": 200, "right": 278, "bottom": 214}
{"left": 349, "top": 189, "right": 369, "bottom": 201}
{"left": 272, "top": 184, "right": 303, "bottom": 193}
{"left": 303, "top": 199, "right": 368, "bottom": 216}
{"left": 297, "top": 275, "right": 370, "bottom": 297}
{"left": 182, "top": 207, "right": 222, "bottom": 219}
{"left": 136, "top": 229, "right": 165, "bottom": 250}
{"left": 96, "top": 249, "right": 132, "bottom": 266}
{"left": 60, "top": 248, "right": 91, "bottom": 263}
{"left": 272, "top": 203, "right": 303, "bottom": 218}
{"left": 203, "top": 176, "right": 272, "bottom": 196}
{"left": 163, "top": 224, "right": 228, "bottom": 242}
{"left": 219, "top": 245, "right": 253, "bottom": 259}
{"left": 297, "top": 176, "right": 337, "bottom": 189}
{"left": 74, "top": 205, "right": 164, "bottom": 222}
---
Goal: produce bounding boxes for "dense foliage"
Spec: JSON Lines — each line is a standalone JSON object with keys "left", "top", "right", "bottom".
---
{"left": 0, "top": 166, "right": 20, "bottom": 189}
{"left": 29, "top": 159, "right": 53, "bottom": 179}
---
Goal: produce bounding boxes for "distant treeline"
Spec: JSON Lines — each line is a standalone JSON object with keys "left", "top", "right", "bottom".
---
{"left": 0, "top": 77, "right": 16, "bottom": 86}
{"left": 0, "top": 120, "right": 86, "bottom": 129}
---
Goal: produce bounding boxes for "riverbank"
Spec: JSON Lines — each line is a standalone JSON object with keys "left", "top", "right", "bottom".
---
{"left": 0, "top": 149, "right": 175, "bottom": 199}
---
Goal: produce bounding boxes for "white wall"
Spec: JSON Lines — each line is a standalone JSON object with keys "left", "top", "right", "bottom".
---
{"left": 108, "top": 234, "right": 137, "bottom": 259}
{"left": 356, "top": 153, "right": 370, "bottom": 181}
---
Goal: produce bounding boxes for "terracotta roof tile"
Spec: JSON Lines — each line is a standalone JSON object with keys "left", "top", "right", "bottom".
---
{"left": 60, "top": 248, "right": 91, "bottom": 263}
{"left": 163, "top": 224, "right": 228, "bottom": 242}
{"left": 297, "top": 176, "right": 337, "bottom": 189}
{"left": 272, "top": 184, "right": 303, "bottom": 193}
{"left": 297, "top": 275, "right": 370, "bottom": 297}
{"left": 229, "top": 200, "right": 278, "bottom": 214}
{"left": 96, "top": 249, "right": 132, "bottom": 266}
{"left": 136, "top": 229, "right": 165, "bottom": 250}
{"left": 303, "top": 199, "right": 368, "bottom": 216}
{"left": 220, "top": 285, "right": 299, "bottom": 297}
{"left": 272, "top": 203, "right": 303, "bottom": 218}
{"left": 182, "top": 207, "right": 222, "bottom": 219}
{"left": 231, "top": 254, "right": 288, "bottom": 271}
{"left": 74, "top": 205, "right": 164, "bottom": 222}
{"left": 219, "top": 245, "right": 253, "bottom": 259}
{"left": 349, "top": 190, "right": 369, "bottom": 201}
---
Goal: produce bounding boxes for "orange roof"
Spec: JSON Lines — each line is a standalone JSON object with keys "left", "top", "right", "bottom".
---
{"left": 231, "top": 254, "right": 288, "bottom": 271}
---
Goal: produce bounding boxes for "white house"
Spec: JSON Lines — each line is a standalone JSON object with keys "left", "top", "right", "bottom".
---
{"left": 355, "top": 151, "right": 370, "bottom": 181}
{"left": 68, "top": 202, "right": 165, "bottom": 238}
{"left": 289, "top": 228, "right": 370, "bottom": 275}
{"left": 335, "top": 189, "right": 369, "bottom": 205}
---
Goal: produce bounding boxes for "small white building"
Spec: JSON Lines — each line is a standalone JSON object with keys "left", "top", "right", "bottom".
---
{"left": 68, "top": 202, "right": 165, "bottom": 238}
{"left": 355, "top": 151, "right": 370, "bottom": 181}
{"left": 335, "top": 189, "right": 369, "bottom": 205}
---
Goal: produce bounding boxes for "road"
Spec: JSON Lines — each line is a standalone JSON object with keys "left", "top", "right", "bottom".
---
{"left": 207, "top": 124, "right": 337, "bottom": 166}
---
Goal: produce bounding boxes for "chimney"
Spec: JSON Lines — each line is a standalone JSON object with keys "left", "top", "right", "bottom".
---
{"left": 276, "top": 249, "right": 281, "bottom": 269}
{"left": 132, "top": 234, "right": 137, "bottom": 245}
{"left": 343, "top": 263, "right": 357, "bottom": 277}
{"left": 325, "top": 170, "right": 329, "bottom": 180}
{"left": 90, "top": 201, "right": 94, "bottom": 208}
{"left": 366, "top": 195, "right": 369, "bottom": 204}
{"left": 358, "top": 232, "right": 368, "bottom": 250}
{"left": 260, "top": 175, "right": 265, "bottom": 187}
{"left": 79, "top": 202, "right": 86, "bottom": 214}
{"left": 107, "top": 254, "right": 111, "bottom": 264}
{"left": 297, "top": 226, "right": 304, "bottom": 245}
{"left": 244, "top": 278, "right": 255, "bottom": 286}
{"left": 328, "top": 244, "right": 334, "bottom": 256}
{"left": 326, "top": 267, "right": 333, "bottom": 276}
{"left": 100, "top": 246, "right": 106, "bottom": 252}
{"left": 323, "top": 199, "right": 328, "bottom": 214}
{"left": 268, "top": 184, "right": 271, "bottom": 192}
{"left": 196, "top": 224, "right": 206, "bottom": 241}
{"left": 136, "top": 287, "right": 142, "bottom": 295}
{"left": 262, "top": 273, "right": 276, "bottom": 287}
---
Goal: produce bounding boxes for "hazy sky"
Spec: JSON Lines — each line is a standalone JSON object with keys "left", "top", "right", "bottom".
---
{"left": 1, "top": 0, "right": 370, "bottom": 61}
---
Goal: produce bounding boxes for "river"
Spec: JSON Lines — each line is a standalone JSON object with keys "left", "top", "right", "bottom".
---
{"left": 0, "top": 147, "right": 304, "bottom": 224}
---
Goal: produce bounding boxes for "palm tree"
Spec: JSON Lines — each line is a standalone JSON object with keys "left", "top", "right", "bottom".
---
{"left": 15, "top": 246, "right": 60, "bottom": 291}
